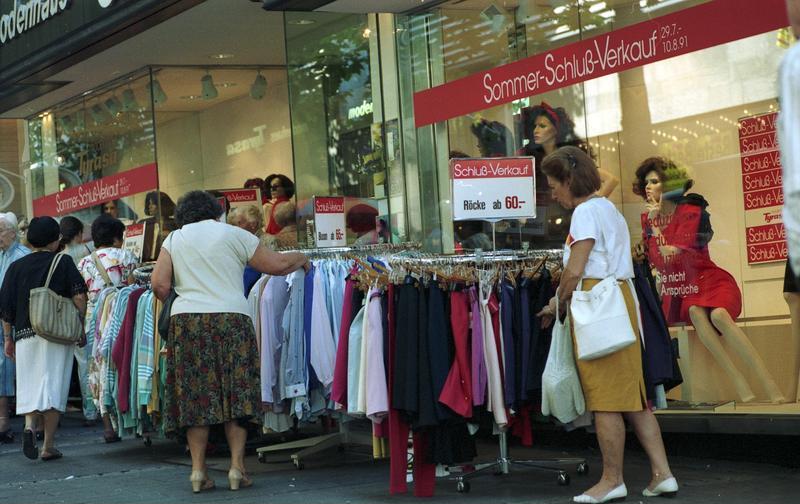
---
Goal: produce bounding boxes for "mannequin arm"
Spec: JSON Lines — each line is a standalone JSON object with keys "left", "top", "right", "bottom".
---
{"left": 596, "top": 168, "right": 619, "bottom": 198}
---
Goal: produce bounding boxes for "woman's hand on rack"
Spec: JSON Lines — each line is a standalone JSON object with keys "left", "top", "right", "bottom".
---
{"left": 536, "top": 296, "right": 558, "bottom": 329}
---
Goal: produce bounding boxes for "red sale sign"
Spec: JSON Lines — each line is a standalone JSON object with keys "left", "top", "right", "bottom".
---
{"left": 450, "top": 157, "right": 535, "bottom": 221}
{"left": 32, "top": 163, "right": 158, "bottom": 217}
{"left": 738, "top": 112, "right": 787, "bottom": 264}
{"left": 413, "top": 0, "right": 788, "bottom": 127}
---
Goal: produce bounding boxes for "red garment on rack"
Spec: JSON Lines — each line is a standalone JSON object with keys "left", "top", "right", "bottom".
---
{"left": 387, "top": 284, "right": 436, "bottom": 497}
{"left": 331, "top": 273, "right": 356, "bottom": 406}
{"left": 439, "top": 290, "right": 472, "bottom": 418}
{"left": 110, "top": 287, "right": 146, "bottom": 413}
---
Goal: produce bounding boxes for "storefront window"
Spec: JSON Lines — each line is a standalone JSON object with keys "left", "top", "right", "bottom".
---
{"left": 27, "top": 70, "right": 158, "bottom": 237}
{"left": 149, "top": 65, "right": 294, "bottom": 245}
{"left": 285, "top": 12, "right": 405, "bottom": 247}
{"left": 397, "top": 0, "right": 796, "bottom": 409}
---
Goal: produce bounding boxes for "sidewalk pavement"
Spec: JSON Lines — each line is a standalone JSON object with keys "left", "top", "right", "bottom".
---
{"left": 0, "top": 412, "right": 798, "bottom": 503}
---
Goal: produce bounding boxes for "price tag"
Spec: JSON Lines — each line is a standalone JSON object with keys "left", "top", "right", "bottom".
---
{"left": 313, "top": 196, "right": 347, "bottom": 247}
{"left": 450, "top": 157, "right": 536, "bottom": 221}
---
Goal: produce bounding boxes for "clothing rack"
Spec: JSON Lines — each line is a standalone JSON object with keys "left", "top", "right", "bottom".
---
{"left": 256, "top": 247, "right": 588, "bottom": 490}
{"left": 390, "top": 249, "right": 587, "bottom": 493}
{"left": 254, "top": 245, "right": 421, "bottom": 469}
{"left": 278, "top": 241, "right": 421, "bottom": 259}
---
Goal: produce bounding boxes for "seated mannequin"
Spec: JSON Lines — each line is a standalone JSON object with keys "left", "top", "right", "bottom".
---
{"left": 635, "top": 157, "right": 785, "bottom": 403}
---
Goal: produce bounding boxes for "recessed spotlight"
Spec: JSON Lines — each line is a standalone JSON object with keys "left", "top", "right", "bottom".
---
{"left": 288, "top": 19, "right": 315, "bottom": 25}
{"left": 180, "top": 95, "right": 202, "bottom": 101}
{"left": 209, "top": 53, "right": 235, "bottom": 60}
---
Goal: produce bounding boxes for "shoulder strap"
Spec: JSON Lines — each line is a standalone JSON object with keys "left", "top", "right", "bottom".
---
{"left": 92, "top": 251, "right": 114, "bottom": 287}
{"left": 44, "top": 253, "right": 65, "bottom": 289}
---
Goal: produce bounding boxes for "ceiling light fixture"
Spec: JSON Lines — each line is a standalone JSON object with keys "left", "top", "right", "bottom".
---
{"left": 149, "top": 79, "right": 168, "bottom": 105}
{"left": 287, "top": 19, "right": 315, "bottom": 25}
{"left": 121, "top": 88, "right": 140, "bottom": 112}
{"left": 250, "top": 72, "right": 267, "bottom": 100}
{"left": 209, "top": 53, "right": 235, "bottom": 59}
{"left": 90, "top": 104, "right": 109, "bottom": 125}
{"left": 201, "top": 73, "right": 218, "bottom": 100}
{"left": 180, "top": 95, "right": 202, "bottom": 101}
{"left": 104, "top": 95, "right": 123, "bottom": 116}
{"left": 217, "top": 82, "right": 238, "bottom": 89}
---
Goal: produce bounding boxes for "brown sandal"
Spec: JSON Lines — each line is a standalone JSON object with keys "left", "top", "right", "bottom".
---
{"left": 41, "top": 448, "right": 63, "bottom": 461}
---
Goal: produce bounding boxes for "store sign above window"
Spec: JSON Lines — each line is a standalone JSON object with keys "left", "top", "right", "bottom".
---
{"left": 413, "top": 0, "right": 789, "bottom": 128}
{"left": 0, "top": 0, "right": 114, "bottom": 48}
{"left": 32, "top": 163, "right": 158, "bottom": 217}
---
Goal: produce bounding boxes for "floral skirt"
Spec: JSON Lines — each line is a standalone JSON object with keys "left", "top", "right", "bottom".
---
{"left": 163, "top": 312, "right": 260, "bottom": 433}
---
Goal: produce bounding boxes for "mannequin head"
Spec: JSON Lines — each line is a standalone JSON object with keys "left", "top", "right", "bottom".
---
{"left": 346, "top": 204, "right": 378, "bottom": 237}
{"left": 244, "top": 177, "right": 268, "bottom": 205}
{"left": 521, "top": 102, "right": 588, "bottom": 157}
{"left": 264, "top": 174, "right": 295, "bottom": 200}
{"left": 633, "top": 157, "right": 693, "bottom": 202}
{"left": 145, "top": 191, "right": 176, "bottom": 218}
{"left": 100, "top": 200, "right": 119, "bottom": 218}
{"left": 470, "top": 119, "right": 515, "bottom": 157}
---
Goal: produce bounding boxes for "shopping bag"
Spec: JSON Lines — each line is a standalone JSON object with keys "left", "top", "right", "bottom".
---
{"left": 541, "top": 297, "right": 585, "bottom": 424}
{"left": 571, "top": 277, "right": 636, "bottom": 361}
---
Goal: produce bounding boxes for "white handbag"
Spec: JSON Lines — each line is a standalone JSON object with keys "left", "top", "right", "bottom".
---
{"left": 541, "top": 295, "right": 585, "bottom": 424}
{"left": 571, "top": 276, "right": 637, "bottom": 361}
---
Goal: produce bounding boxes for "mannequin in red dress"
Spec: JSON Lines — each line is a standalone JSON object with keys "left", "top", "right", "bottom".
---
{"left": 635, "top": 158, "right": 784, "bottom": 403}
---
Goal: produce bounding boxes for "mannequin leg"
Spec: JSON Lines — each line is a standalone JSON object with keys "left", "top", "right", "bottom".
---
{"left": 709, "top": 308, "right": 785, "bottom": 403}
{"left": 688, "top": 306, "right": 755, "bottom": 402}
{"left": 786, "top": 293, "right": 800, "bottom": 402}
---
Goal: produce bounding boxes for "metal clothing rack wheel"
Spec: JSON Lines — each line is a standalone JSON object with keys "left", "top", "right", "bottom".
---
{"left": 448, "top": 431, "right": 588, "bottom": 493}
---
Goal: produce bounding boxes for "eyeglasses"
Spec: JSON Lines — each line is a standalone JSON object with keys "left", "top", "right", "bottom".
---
{"left": 270, "top": 184, "right": 282, "bottom": 190}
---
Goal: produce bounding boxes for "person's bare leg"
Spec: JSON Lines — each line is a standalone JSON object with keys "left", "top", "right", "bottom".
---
{"left": 578, "top": 412, "right": 626, "bottom": 499}
{"left": 624, "top": 409, "right": 673, "bottom": 490}
{"left": 224, "top": 421, "right": 248, "bottom": 473}
{"left": 41, "top": 409, "right": 60, "bottom": 453}
{"left": 688, "top": 305, "right": 755, "bottom": 402}
{"left": 784, "top": 293, "right": 800, "bottom": 401}
{"left": 0, "top": 396, "right": 10, "bottom": 433}
{"left": 224, "top": 421, "right": 251, "bottom": 489}
{"left": 24, "top": 413, "right": 37, "bottom": 432}
{"left": 186, "top": 426, "right": 210, "bottom": 473}
{"left": 710, "top": 308, "right": 785, "bottom": 403}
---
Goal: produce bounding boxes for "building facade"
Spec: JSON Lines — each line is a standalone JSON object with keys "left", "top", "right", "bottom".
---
{"left": 0, "top": 0, "right": 797, "bottom": 430}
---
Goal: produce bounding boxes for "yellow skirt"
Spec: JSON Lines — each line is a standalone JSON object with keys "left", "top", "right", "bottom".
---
{"left": 570, "top": 279, "right": 647, "bottom": 412}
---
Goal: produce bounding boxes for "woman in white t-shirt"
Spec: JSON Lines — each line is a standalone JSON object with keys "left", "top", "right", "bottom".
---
{"left": 537, "top": 147, "right": 677, "bottom": 503}
{"left": 151, "top": 191, "right": 308, "bottom": 493}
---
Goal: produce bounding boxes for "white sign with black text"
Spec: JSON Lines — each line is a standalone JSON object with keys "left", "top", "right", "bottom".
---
{"left": 313, "top": 196, "right": 347, "bottom": 248}
{"left": 450, "top": 157, "right": 536, "bottom": 221}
